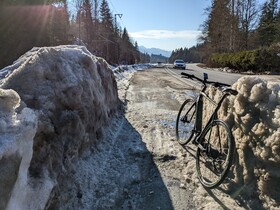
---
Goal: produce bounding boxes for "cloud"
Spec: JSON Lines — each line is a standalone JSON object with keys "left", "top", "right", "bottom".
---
{"left": 129, "top": 30, "right": 201, "bottom": 40}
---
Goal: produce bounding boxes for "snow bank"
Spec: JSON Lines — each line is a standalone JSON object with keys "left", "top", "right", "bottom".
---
{"left": 112, "top": 64, "right": 151, "bottom": 81}
{"left": 112, "top": 64, "right": 152, "bottom": 104}
{"left": 0, "top": 45, "right": 121, "bottom": 209}
{"left": 0, "top": 89, "right": 42, "bottom": 210}
{"left": 206, "top": 76, "right": 280, "bottom": 209}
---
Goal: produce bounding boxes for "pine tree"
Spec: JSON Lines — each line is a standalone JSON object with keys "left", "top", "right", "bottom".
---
{"left": 275, "top": 9, "right": 280, "bottom": 42}
{"left": 0, "top": 0, "right": 70, "bottom": 68}
{"left": 100, "top": 0, "right": 114, "bottom": 31}
{"left": 200, "top": 0, "right": 236, "bottom": 53}
{"left": 83, "top": 0, "right": 95, "bottom": 48}
{"left": 257, "top": 0, "right": 279, "bottom": 46}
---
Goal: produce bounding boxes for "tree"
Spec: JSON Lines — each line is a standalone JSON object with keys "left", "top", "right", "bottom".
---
{"left": 119, "top": 27, "right": 132, "bottom": 64}
{"left": 200, "top": 0, "right": 235, "bottom": 54}
{"left": 100, "top": 0, "right": 114, "bottom": 31}
{"left": 275, "top": 9, "right": 280, "bottom": 42}
{"left": 0, "top": 0, "right": 63, "bottom": 5}
{"left": 0, "top": 0, "right": 70, "bottom": 68}
{"left": 237, "top": 0, "right": 259, "bottom": 49}
{"left": 83, "top": 0, "right": 95, "bottom": 48}
{"left": 257, "top": 0, "right": 279, "bottom": 46}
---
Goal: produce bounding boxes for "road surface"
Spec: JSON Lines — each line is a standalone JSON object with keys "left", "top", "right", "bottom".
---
{"left": 119, "top": 68, "right": 246, "bottom": 210}
{"left": 165, "top": 63, "right": 280, "bottom": 85}
{"left": 166, "top": 63, "right": 243, "bottom": 85}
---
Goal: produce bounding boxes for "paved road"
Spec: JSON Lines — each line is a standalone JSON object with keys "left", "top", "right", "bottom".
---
{"left": 166, "top": 63, "right": 280, "bottom": 85}
{"left": 167, "top": 63, "right": 242, "bottom": 85}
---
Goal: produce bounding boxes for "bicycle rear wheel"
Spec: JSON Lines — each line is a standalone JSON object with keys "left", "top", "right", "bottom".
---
{"left": 175, "top": 99, "right": 196, "bottom": 145}
{"left": 196, "top": 120, "right": 234, "bottom": 189}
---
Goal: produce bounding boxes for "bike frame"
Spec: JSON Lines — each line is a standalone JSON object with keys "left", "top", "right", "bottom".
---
{"left": 193, "top": 86, "right": 229, "bottom": 143}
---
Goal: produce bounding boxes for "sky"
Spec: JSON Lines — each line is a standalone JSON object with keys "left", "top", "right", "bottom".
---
{"left": 107, "top": 0, "right": 211, "bottom": 51}
{"left": 107, "top": 0, "right": 268, "bottom": 52}
{"left": 68, "top": 0, "right": 267, "bottom": 52}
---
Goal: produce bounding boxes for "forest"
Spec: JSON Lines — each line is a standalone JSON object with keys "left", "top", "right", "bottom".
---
{"left": 170, "top": 0, "right": 280, "bottom": 72}
{"left": 1, "top": 0, "right": 279, "bottom": 72}
{"left": 0, "top": 0, "right": 148, "bottom": 69}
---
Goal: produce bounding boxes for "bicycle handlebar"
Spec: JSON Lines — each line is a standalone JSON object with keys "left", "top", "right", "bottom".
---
{"left": 181, "top": 72, "right": 230, "bottom": 87}
{"left": 181, "top": 72, "right": 238, "bottom": 95}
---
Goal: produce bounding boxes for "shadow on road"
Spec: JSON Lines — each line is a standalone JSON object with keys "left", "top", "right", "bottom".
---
{"left": 118, "top": 117, "right": 174, "bottom": 210}
{"left": 94, "top": 116, "right": 175, "bottom": 210}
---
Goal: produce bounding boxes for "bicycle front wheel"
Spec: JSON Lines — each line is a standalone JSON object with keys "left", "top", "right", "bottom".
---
{"left": 196, "top": 120, "right": 234, "bottom": 189}
{"left": 175, "top": 99, "right": 196, "bottom": 145}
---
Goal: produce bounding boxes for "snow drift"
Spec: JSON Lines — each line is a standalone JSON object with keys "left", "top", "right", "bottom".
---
{"left": 205, "top": 76, "right": 280, "bottom": 209}
{"left": 0, "top": 45, "right": 120, "bottom": 209}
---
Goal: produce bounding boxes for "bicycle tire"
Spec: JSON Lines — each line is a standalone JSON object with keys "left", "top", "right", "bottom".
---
{"left": 175, "top": 99, "right": 196, "bottom": 145}
{"left": 196, "top": 120, "right": 234, "bottom": 189}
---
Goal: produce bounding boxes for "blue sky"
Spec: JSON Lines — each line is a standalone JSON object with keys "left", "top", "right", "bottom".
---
{"left": 108, "top": 0, "right": 211, "bottom": 51}
{"left": 68, "top": 0, "right": 267, "bottom": 52}
{"left": 107, "top": 0, "right": 268, "bottom": 51}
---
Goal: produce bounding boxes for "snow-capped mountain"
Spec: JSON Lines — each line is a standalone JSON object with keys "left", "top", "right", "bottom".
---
{"left": 139, "top": 46, "right": 171, "bottom": 58}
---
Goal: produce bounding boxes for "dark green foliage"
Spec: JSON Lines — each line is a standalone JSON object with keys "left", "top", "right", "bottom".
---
{"left": 195, "top": 0, "right": 280, "bottom": 72}
{"left": 139, "top": 52, "right": 150, "bottom": 63}
{"left": 0, "top": 2, "right": 70, "bottom": 69}
{"left": 257, "top": 0, "right": 279, "bottom": 46}
{"left": 100, "top": 0, "right": 114, "bottom": 31}
{"left": 0, "top": 0, "right": 140, "bottom": 68}
{"left": 150, "top": 54, "right": 167, "bottom": 63}
{"left": 208, "top": 44, "right": 280, "bottom": 73}
{"left": 169, "top": 45, "right": 204, "bottom": 63}
{"left": 0, "top": 0, "right": 62, "bottom": 5}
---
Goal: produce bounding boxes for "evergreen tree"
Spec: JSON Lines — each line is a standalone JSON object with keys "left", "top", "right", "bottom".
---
{"left": 209, "top": 0, "right": 233, "bottom": 52}
{"left": 120, "top": 27, "right": 132, "bottom": 64}
{"left": 0, "top": 0, "right": 61, "bottom": 5}
{"left": 257, "top": 0, "right": 279, "bottom": 46}
{"left": 0, "top": 0, "right": 69, "bottom": 68}
{"left": 100, "top": 0, "right": 114, "bottom": 31}
{"left": 275, "top": 9, "right": 280, "bottom": 42}
{"left": 83, "top": 0, "right": 95, "bottom": 48}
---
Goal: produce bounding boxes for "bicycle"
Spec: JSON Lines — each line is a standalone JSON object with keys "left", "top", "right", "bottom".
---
{"left": 176, "top": 72, "right": 238, "bottom": 189}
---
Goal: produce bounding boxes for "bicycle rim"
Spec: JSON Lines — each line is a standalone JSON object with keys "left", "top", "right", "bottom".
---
{"left": 175, "top": 99, "right": 196, "bottom": 145}
{"left": 196, "top": 120, "right": 234, "bottom": 189}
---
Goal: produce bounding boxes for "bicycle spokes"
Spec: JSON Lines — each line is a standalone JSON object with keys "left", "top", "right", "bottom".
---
{"left": 196, "top": 120, "right": 234, "bottom": 189}
{"left": 176, "top": 100, "right": 196, "bottom": 145}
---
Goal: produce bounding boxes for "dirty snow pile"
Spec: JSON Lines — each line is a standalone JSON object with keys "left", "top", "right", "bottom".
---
{"left": 112, "top": 64, "right": 151, "bottom": 102}
{"left": 207, "top": 76, "right": 280, "bottom": 209}
{"left": 0, "top": 89, "right": 40, "bottom": 210}
{"left": 0, "top": 45, "right": 120, "bottom": 209}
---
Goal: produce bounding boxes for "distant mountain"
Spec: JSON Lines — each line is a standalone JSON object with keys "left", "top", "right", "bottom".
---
{"left": 139, "top": 46, "right": 172, "bottom": 58}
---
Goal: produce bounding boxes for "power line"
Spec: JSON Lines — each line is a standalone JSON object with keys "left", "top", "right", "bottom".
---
{"left": 107, "top": 0, "right": 118, "bottom": 14}
{"left": 107, "top": 0, "right": 125, "bottom": 29}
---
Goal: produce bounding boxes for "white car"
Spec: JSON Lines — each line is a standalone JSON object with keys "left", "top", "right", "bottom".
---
{"left": 173, "top": 59, "right": 186, "bottom": 69}
{"left": 155, "top": 62, "right": 165, "bottom": 68}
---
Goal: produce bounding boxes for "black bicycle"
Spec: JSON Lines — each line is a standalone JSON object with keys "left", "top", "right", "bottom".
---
{"left": 176, "top": 72, "right": 238, "bottom": 189}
